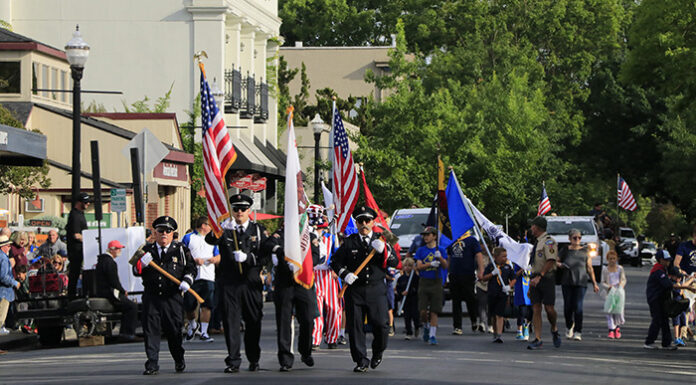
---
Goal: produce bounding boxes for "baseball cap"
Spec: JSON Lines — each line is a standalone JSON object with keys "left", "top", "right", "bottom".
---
{"left": 656, "top": 249, "right": 671, "bottom": 261}
{"left": 530, "top": 216, "right": 547, "bottom": 230}
{"left": 108, "top": 240, "right": 125, "bottom": 249}
{"left": 421, "top": 226, "right": 437, "bottom": 236}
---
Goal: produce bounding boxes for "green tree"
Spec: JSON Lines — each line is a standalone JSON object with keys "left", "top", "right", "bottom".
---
{"left": 0, "top": 105, "right": 51, "bottom": 198}
{"left": 121, "top": 82, "right": 174, "bottom": 113}
{"left": 180, "top": 94, "right": 206, "bottom": 222}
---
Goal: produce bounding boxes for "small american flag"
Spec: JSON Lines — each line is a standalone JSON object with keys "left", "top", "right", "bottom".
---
{"left": 331, "top": 104, "right": 359, "bottom": 232}
{"left": 537, "top": 185, "right": 551, "bottom": 216}
{"left": 617, "top": 176, "right": 637, "bottom": 211}
{"left": 200, "top": 63, "right": 237, "bottom": 236}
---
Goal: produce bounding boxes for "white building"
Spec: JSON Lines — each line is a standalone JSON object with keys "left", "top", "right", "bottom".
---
{"left": 0, "top": 0, "right": 285, "bottom": 210}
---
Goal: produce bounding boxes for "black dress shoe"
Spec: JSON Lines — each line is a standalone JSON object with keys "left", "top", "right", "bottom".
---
{"left": 142, "top": 369, "right": 159, "bottom": 375}
{"left": 279, "top": 365, "right": 292, "bottom": 372}
{"left": 175, "top": 361, "right": 186, "bottom": 373}
{"left": 370, "top": 357, "right": 382, "bottom": 369}
{"left": 301, "top": 355, "right": 314, "bottom": 367}
{"left": 248, "top": 362, "right": 260, "bottom": 372}
{"left": 353, "top": 364, "right": 368, "bottom": 373}
{"left": 224, "top": 366, "right": 239, "bottom": 374}
{"left": 327, "top": 343, "right": 338, "bottom": 349}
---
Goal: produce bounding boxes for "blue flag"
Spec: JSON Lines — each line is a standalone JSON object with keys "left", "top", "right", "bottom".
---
{"left": 440, "top": 170, "right": 475, "bottom": 249}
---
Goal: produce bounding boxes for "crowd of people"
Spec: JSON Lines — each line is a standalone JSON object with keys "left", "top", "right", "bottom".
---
{"left": 2, "top": 195, "right": 696, "bottom": 369}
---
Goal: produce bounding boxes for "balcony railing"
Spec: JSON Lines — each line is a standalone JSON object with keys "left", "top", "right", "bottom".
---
{"left": 224, "top": 66, "right": 269, "bottom": 122}
{"left": 255, "top": 80, "right": 269, "bottom": 123}
{"left": 240, "top": 73, "right": 255, "bottom": 119}
{"left": 224, "top": 67, "right": 242, "bottom": 113}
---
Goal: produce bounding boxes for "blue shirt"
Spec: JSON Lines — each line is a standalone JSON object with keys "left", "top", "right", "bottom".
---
{"left": 676, "top": 240, "right": 696, "bottom": 274}
{"left": 414, "top": 245, "right": 448, "bottom": 280}
{"left": 446, "top": 236, "right": 481, "bottom": 277}
{"left": 0, "top": 250, "right": 18, "bottom": 301}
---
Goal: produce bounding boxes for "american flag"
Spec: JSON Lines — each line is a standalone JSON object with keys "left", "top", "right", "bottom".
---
{"left": 331, "top": 105, "right": 359, "bottom": 232}
{"left": 200, "top": 63, "right": 237, "bottom": 236}
{"left": 537, "top": 184, "right": 551, "bottom": 216}
{"left": 617, "top": 176, "right": 637, "bottom": 211}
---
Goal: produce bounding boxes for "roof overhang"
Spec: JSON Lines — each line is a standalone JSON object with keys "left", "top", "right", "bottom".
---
{"left": 0, "top": 124, "right": 47, "bottom": 166}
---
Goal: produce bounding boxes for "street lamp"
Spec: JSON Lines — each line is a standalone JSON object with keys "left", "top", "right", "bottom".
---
{"left": 310, "top": 113, "right": 326, "bottom": 203}
{"left": 65, "top": 25, "right": 90, "bottom": 208}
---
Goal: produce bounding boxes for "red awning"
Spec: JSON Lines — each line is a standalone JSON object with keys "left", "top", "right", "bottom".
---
{"left": 250, "top": 212, "right": 282, "bottom": 221}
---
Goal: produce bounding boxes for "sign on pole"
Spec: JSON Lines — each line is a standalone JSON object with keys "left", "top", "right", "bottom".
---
{"left": 110, "top": 188, "right": 127, "bottom": 212}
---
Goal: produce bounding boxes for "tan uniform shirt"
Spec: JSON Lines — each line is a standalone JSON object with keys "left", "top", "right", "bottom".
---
{"left": 532, "top": 232, "right": 558, "bottom": 275}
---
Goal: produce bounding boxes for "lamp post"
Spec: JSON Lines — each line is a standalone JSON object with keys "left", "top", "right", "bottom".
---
{"left": 310, "top": 113, "right": 326, "bottom": 203}
{"left": 65, "top": 25, "right": 90, "bottom": 208}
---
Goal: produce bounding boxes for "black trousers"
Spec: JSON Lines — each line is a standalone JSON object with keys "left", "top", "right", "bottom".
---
{"left": 141, "top": 292, "right": 184, "bottom": 371}
{"left": 274, "top": 284, "right": 316, "bottom": 367}
{"left": 345, "top": 282, "right": 389, "bottom": 367}
{"left": 450, "top": 275, "right": 478, "bottom": 329}
{"left": 402, "top": 298, "right": 420, "bottom": 335}
{"left": 113, "top": 294, "right": 138, "bottom": 336}
{"left": 67, "top": 253, "right": 83, "bottom": 298}
{"left": 645, "top": 300, "right": 672, "bottom": 347}
{"left": 220, "top": 282, "right": 263, "bottom": 368}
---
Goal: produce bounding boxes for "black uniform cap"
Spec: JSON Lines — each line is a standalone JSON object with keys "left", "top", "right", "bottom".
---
{"left": 353, "top": 206, "right": 377, "bottom": 220}
{"left": 229, "top": 194, "right": 253, "bottom": 207}
{"left": 152, "top": 215, "right": 177, "bottom": 231}
{"left": 78, "top": 192, "right": 92, "bottom": 203}
{"left": 530, "top": 216, "right": 547, "bottom": 230}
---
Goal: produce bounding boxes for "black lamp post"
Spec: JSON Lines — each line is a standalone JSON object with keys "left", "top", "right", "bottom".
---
{"left": 310, "top": 113, "right": 326, "bottom": 203}
{"left": 65, "top": 25, "right": 90, "bottom": 208}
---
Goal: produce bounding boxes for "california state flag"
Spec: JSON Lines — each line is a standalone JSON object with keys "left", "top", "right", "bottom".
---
{"left": 284, "top": 107, "right": 314, "bottom": 288}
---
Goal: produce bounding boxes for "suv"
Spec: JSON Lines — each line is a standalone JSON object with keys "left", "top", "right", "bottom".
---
{"left": 545, "top": 216, "right": 608, "bottom": 277}
{"left": 389, "top": 208, "right": 431, "bottom": 256}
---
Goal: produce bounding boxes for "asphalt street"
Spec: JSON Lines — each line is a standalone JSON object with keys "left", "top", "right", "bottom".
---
{"left": 1, "top": 267, "right": 695, "bottom": 385}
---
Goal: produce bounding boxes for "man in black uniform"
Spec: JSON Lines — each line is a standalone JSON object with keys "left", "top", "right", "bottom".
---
{"left": 331, "top": 206, "right": 399, "bottom": 372}
{"left": 133, "top": 216, "right": 196, "bottom": 375}
{"left": 205, "top": 194, "right": 268, "bottom": 373}
{"left": 262, "top": 225, "right": 319, "bottom": 372}
{"left": 65, "top": 192, "right": 90, "bottom": 298}
{"left": 96, "top": 239, "right": 137, "bottom": 340}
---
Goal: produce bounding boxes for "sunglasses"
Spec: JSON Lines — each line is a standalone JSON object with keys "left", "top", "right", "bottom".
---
{"left": 232, "top": 207, "right": 249, "bottom": 212}
{"left": 571, "top": 236, "right": 582, "bottom": 240}
{"left": 156, "top": 228, "right": 173, "bottom": 234}
{"left": 356, "top": 217, "right": 373, "bottom": 224}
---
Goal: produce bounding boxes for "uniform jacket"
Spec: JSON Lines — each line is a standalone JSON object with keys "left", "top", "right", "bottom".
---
{"left": 133, "top": 241, "right": 196, "bottom": 297}
{"left": 531, "top": 232, "right": 558, "bottom": 276}
{"left": 96, "top": 254, "right": 126, "bottom": 299}
{"left": 330, "top": 232, "right": 399, "bottom": 285}
{"left": 261, "top": 228, "right": 320, "bottom": 289}
{"left": 205, "top": 220, "right": 268, "bottom": 286}
{"left": 65, "top": 208, "right": 87, "bottom": 255}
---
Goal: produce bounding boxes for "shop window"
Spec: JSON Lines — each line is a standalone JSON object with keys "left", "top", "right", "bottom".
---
{"left": 0, "top": 61, "right": 20, "bottom": 94}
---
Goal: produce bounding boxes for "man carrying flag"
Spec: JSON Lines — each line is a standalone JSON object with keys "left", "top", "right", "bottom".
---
{"left": 331, "top": 206, "right": 399, "bottom": 372}
{"left": 261, "top": 107, "right": 317, "bottom": 372}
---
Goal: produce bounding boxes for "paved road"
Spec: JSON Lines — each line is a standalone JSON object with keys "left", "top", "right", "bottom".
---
{"left": 1, "top": 267, "right": 695, "bottom": 384}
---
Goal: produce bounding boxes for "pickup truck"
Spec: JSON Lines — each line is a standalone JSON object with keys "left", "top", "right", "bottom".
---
{"left": 545, "top": 216, "right": 609, "bottom": 280}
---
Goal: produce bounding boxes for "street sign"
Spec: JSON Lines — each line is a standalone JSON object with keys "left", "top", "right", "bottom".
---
{"left": 121, "top": 128, "right": 169, "bottom": 175}
{"left": 252, "top": 192, "right": 261, "bottom": 210}
{"left": 231, "top": 175, "right": 253, "bottom": 190}
{"left": 110, "top": 188, "right": 126, "bottom": 212}
{"left": 249, "top": 177, "right": 267, "bottom": 192}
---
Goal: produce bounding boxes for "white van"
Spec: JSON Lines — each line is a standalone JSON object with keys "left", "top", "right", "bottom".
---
{"left": 389, "top": 208, "right": 431, "bottom": 256}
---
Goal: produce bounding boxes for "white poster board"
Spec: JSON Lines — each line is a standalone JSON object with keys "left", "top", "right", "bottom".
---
{"left": 83, "top": 227, "right": 146, "bottom": 300}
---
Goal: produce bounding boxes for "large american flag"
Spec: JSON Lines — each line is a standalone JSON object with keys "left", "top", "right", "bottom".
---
{"left": 617, "top": 176, "right": 637, "bottom": 211}
{"left": 537, "top": 184, "right": 551, "bottom": 216}
{"left": 200, "top": 63, "right": 237, "bottom": 236}
{"left": 331, "top": 105, "right": 359, "bottom": 232}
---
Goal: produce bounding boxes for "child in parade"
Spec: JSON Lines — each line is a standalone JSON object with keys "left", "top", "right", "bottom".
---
{"left": 395, "top": 257, "right": 420, "bottom": 340}
{"left": 481, "top": 247, "right": 516, "bottom": 343}
{"left": 514, "top": 262, "right": 532, "bottom": 340}
{"left": 601, "top": 251, "right": 626, "bottom": 339}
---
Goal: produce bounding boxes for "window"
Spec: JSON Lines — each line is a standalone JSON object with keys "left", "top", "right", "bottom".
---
{"left": 51, "top": 68, "right": 58, "bottom": 100}
{"left": 0, "top": 61, "right": 21, "bottom": 93}
{"left": 41, "top": 65, "right": 49, "bottom": 97}
{"left": 60, "top": 70, "right": 67, "bottom": 102}
{"left": 32, "top": 62, "right": 38, "bottom": 94}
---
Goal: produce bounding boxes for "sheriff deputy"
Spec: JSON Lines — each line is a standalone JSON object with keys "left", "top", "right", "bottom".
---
{"left": 330, "top": 206, "right": 399, "bottom": 373}
{"left": 133, "top": 216, "right": 196, "bottom": 375}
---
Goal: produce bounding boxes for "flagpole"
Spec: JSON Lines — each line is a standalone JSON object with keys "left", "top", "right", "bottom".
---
{"left": 616, "top": 172, "right": 620, "bottom": 226}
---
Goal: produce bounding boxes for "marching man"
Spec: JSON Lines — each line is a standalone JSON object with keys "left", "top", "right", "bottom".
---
{"left": 308, "top": 205, "right": 343, "bottom": 350}
{"left": 331, "top": 206, "right": 400, "bottom": 372}
{"left": 133, "top": 216, "right": 196, "bottom": 375}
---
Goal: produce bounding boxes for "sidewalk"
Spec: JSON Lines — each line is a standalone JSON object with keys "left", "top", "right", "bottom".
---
{"left": 0, "top": 330, "right": 38, "bottom": 352}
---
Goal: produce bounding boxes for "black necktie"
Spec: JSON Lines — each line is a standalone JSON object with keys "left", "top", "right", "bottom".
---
{"left": 362, "top": 236, "right": 369, "bottom": 248}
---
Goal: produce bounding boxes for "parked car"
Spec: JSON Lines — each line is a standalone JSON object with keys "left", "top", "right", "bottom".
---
{"left": 618, "top": 227, "right": 640, "bottom": 266}
{"left": 389, "top": 208, "right": 430, "bottom": 257}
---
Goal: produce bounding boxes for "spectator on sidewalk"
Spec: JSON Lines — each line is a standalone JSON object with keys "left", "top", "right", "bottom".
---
{"left": 0, "top": 235, "right": 20, "bottom": 336}
{"left": 9, "top": 231, "right": 28, "bottom": 275}
{"left": 36, "top": 230, "right": 67, "bottom": 261}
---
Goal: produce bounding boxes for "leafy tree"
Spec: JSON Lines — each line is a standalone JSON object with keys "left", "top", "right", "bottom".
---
{"left": 0, "top": 105, "right": 51, "bottom": 198}
{"left": 121, "top": 82, "right": 174, "bottom": 113}
{"left": 180, "top": 94, "right": 206, "bottom": 223}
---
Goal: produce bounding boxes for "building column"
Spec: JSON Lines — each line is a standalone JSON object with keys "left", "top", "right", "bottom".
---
{"left": 266, "top": 38, "right": 281, "bottom": 148}
{"left": 239, "top": 21, "right": 257, "bottom": 141}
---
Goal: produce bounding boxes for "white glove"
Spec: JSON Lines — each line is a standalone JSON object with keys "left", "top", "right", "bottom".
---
{"left": 371, "top": 239, "right": 385, "bottom": 253}
{"left": 179, "top": 281, "right": 190, "bottom": 292}
{"left": 271, "top": 253, "right": 278, "bottom": 266}
{"left": 140, "top": 252, "right": 153, "bottom": 267}
{"left": 430, "top": 260, "right": 440, "bottom": 268}
{"left": 344, "top": 272, "right": 358, "bottom": 285}
{"left": 491, "top": 266, "right": 500, "bottom": 276}
{"left": 233, "top": 250, "right": 247, "bottom": 263}
{"left": 502, "top": 285, "right": 511, "bottom": 295}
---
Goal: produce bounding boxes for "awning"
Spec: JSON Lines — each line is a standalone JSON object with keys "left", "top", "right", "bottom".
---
{"left": 230, "top": 136, "right": 279, "bottom": 176}
{"left": 0, "top": 124, "right": 47, "bottom": 166}
{"left": 255, "top": 137, "right": 286, "bottom": 178}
